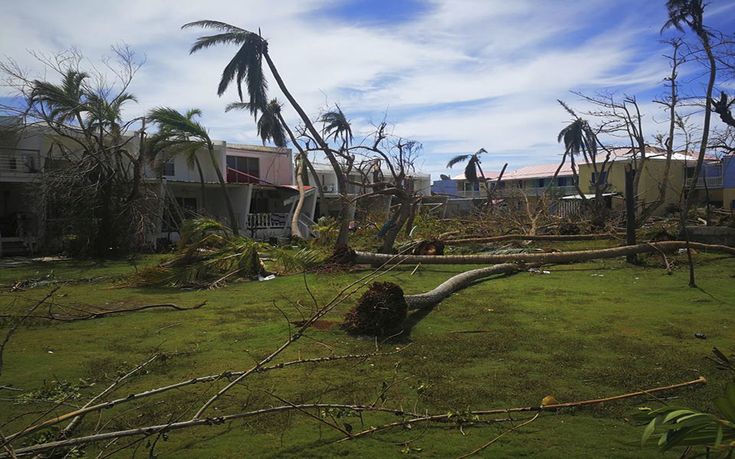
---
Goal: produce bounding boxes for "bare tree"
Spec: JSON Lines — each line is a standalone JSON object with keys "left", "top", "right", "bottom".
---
{"left": 0, "top": 47, "right": 159, "bottom": 256}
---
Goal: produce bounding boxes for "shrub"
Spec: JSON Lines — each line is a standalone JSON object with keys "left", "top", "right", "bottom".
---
{"left": 342, "top": 282, "right": 408, "bottom": 336}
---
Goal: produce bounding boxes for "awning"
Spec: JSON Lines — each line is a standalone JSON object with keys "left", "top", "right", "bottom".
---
{"left": 561, "top": 192, "right": 618, "bottom": 200}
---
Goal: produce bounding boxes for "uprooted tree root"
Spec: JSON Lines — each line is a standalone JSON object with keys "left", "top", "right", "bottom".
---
{"left": 342, "top": 282, "right": 408, "bottom": 336}
{"left": 342, "top": 263, "right": 525, "bottom": 335}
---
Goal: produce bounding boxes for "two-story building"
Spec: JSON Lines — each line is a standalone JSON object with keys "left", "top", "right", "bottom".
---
{"left": 0, "top": 118, "right": 319, "bottom": 255}
{"left": 432, "top": 163, "right": 575, "bottom": 201}
{"left": 307, "top": 163, "right": 431, "bottom": 218}
{"left": 152, "top": 142, "right": 317, "bottom": 243}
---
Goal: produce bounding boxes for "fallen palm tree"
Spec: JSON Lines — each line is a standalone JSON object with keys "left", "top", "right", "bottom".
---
{"left": 132, "top": 218, "right": 325, "bottom": 288}
{"left": 342, "top": 263, "right": 525, "bottom": 334}
{"left": 355, "top": 241, "right": 735, "bottom": 265}
{"left": 444, "top": 233, "right": 622, "bottom": 245}
{"left": 404, "top": 263, "right": 523, "bottom": 309}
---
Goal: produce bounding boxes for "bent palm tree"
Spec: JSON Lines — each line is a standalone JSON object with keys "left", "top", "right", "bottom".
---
{"left": 447, "top": 148, "right": 495, "bottom": 201}
{"left": 662, "top": 0, "right": 717, "bottom": 233}
{"left": 147, "top": 110, "right": 209, "bottom": 210}
{"left": 183, "top": 20, "right": 347, "bottom": 248}
{"left": 148, "top": 107, "right": 240, "bottom": 236}
{"left": 226, "top": 100, "right": 286, "bottom": 147}
{"left": 226, "top": 99, "right": 320, "bottom": 239}
{"left": 320, "top": 106, "right": 354, "bottom": 247}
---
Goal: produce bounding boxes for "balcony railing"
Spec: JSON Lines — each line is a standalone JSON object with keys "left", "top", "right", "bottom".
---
{"left": 246, "top": 212, "right": 289, "bottom": 229}
{"left": 0, "top": 149, "right": 41, "bottom": 175}
{"left": 496, "top": 185, "right": 577, "bottom": 197}
{"left": 686, "top": 175, "right": 723, "bottom": 189}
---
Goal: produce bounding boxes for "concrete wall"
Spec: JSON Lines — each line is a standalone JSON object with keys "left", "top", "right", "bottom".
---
{"left": 578, "top": 159, "right": 687, "bottom": 215}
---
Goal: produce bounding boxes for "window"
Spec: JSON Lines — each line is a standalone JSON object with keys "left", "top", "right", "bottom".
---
{"left": 537, "top": 178, "right": 545, "bottom": 188}
{"left": 557, "top": 177, "right": 568, "bottom": 186}
{"left": 591, "top": 172, "right": 608, "bottom": 185}
{"left": 176, "top": 197, "right": 197, "bottom": 212}
{"left": 226, "top": 156, "right": 260, "bottom": 183}
{"left": 162, "top": 160, "right": 175, "bottom": 177}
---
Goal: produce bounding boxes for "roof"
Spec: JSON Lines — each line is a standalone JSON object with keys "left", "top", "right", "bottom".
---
{"left": 503, "top": 163, "right": 573, "bottom": 181}
{"left": 227, "top": 143, "right": 291, "bottom": 154}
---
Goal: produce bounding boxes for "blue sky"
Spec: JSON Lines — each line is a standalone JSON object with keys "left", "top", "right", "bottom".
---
{"left": 1, "top": 0, "right": 734, "bottom": 179}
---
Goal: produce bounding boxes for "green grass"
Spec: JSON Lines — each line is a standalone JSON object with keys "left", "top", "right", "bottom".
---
{"left": 0, "top": 248, "right": 734, "bottom": 458}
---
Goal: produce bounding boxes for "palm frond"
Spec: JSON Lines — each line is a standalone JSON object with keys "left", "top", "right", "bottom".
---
{"left": 320, "top": 106, "right": 352, "bottom": 145}
{"left": 182, "top": 20, "right": 249, "bottom": 34}
{"left": 147, "top": 106, "right": 210, "bottom": 143}
{"left": 446, "top": 154, "right": 470, "bottom": 169}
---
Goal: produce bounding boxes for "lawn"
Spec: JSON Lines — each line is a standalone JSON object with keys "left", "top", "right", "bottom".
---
{"left": 0, "top": 247, "right": 733, "bottom": 458}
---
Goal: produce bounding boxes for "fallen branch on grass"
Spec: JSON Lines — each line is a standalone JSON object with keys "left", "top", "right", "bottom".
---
{"left": 456, "top": 412, "right": 541, "bottom": 459}
{"left": 0, "top": 288, "right": 59, "bottom": 377}
{"left": 5, "top": 348, "right": 407, "bottom": 443}
{"left": 0, "top": 301, "right": 207, "bottom": 322}
{"left": 339, "top": 376, "right": 708, "bottom": 442}
{"left": 355, "top": 241, "right": 735, "bottom": 265}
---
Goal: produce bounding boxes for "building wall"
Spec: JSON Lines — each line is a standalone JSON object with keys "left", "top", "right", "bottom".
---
{"left": 723, "top": 156, "right": 735, "bottom": 210}
{"left": 578, "top": 159, "right": 687, "bottom": 214}
{"left": 226, "top": 145, "right": 293, "bottom": 185}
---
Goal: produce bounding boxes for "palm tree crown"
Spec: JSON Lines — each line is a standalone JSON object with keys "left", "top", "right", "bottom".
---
{"left": 320, "top": 106, "right": 353, "bottom": 146}
{"left": 662, "top": 0, "right": 705, "bottom": 35}
{"left": 182, "top": 20, "right": 268, "bottom": 114}
{"left": 446, "top": 148, "right": 487, "bottom": 182}
{"left": 226, "top": 99, "right": 287, "bottom": 147}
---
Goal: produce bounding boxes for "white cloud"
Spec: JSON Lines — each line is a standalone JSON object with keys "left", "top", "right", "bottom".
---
{"left": 0, "top": 0, "right": 722, "bottom": 180}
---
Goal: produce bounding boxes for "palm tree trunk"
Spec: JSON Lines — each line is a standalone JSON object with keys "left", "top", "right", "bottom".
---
{"left": 194, "top": 156, "right": 206, "bottom": 212}
{"left": 354, "top": 241, "right": 735, "bottom": 265}
{"left": 206, "top": 145, "right": 239, "bottom": 236}
{"left": 290, "top": 152, "right": 306, "bottom": 239}
{"left": 444, "top": 233, "right": 620, "bottom": 245}
{"left": 263, "top": 51, "right": 348, "bottom": 248}
{"left": 276, "top": 111, "right": 326, "bottom": 208}
{"left": 405, "top": 263, "right": 521, "bottom": 309}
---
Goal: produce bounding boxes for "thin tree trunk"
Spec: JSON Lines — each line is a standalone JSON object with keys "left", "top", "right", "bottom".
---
{"left": 335, "top": 176, "right": 351, "bottom": 249}
{"left": 624, "top": 164, "right": 638, "bottom": 264}
{"left": 680, "top": 34, "right": 716, "bottom": 234}
{"left": 380, "top": 196, "right": 411, "bottom": 253}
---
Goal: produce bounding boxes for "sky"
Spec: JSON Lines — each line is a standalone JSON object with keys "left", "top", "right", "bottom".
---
{"left": 1, "top": 0, "right": 734, "bottom": 180}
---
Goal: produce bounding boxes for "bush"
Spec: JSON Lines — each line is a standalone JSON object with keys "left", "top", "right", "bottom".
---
{"left": 342, "top": 282, "right": 408, "bottom": 336}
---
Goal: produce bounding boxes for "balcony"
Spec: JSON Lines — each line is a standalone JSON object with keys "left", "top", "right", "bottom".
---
{"left": 686, "top": 175, "right": 723, "bottom": 189}
{"left": 0, "top": 148, "right": 42, "bottom": 181}
{"left": 246, "top": 212, "right": 289, "bottom": 229}
{"left": 496, "top": 185, "right": 577, "bottom": 198}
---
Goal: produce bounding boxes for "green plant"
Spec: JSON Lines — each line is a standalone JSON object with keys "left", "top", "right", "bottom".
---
{"left": 638, "top": 382, "right": 735, "bottom": 456}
